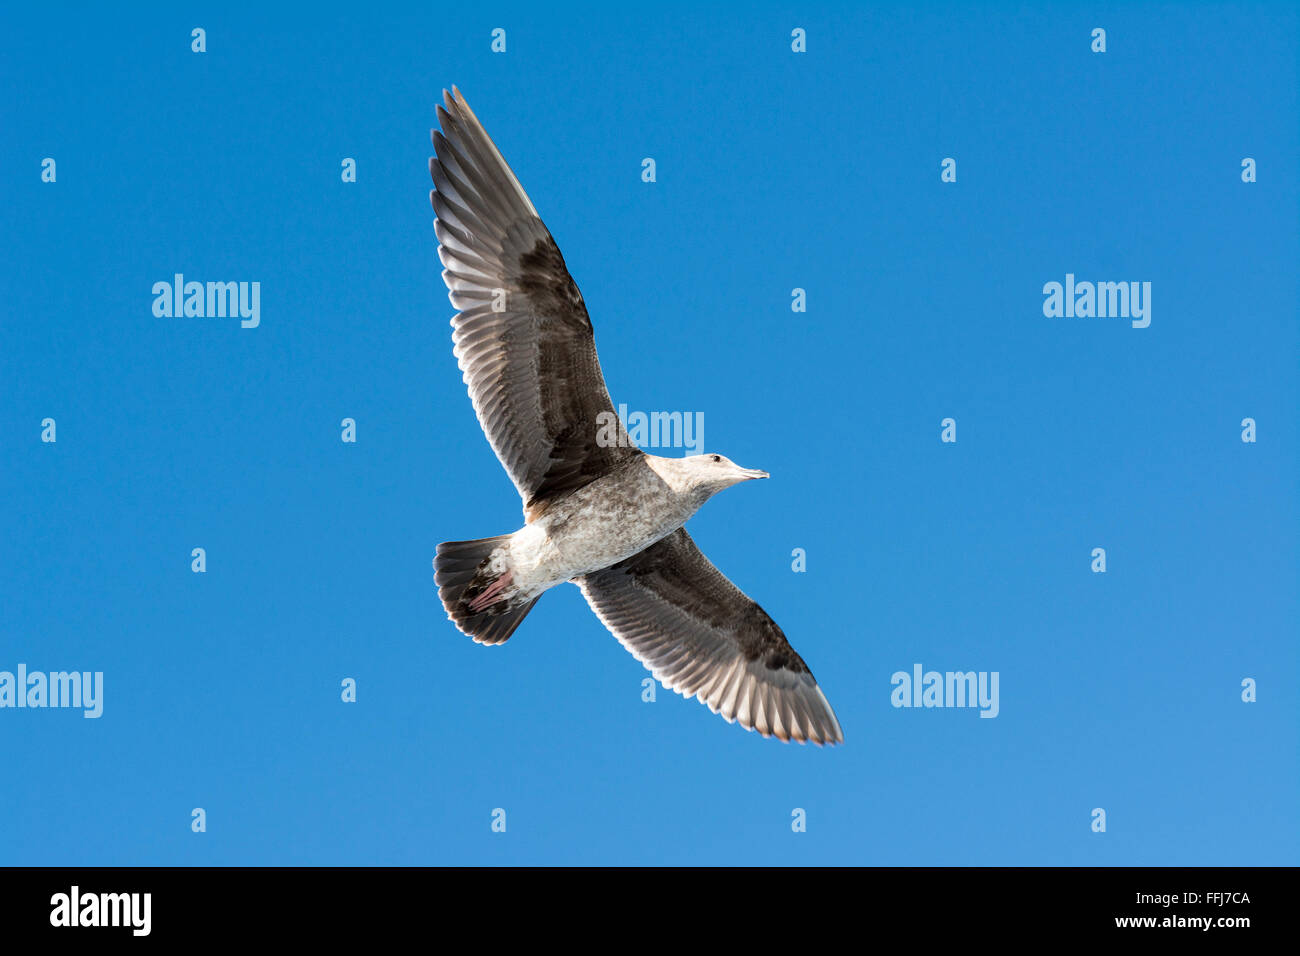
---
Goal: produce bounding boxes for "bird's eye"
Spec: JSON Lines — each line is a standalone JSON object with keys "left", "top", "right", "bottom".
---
{"left": 711, "top": 455, "right": 721, "bottom": 463}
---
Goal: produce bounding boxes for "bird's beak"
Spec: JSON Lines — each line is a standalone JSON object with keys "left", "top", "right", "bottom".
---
{"left": 740, "top": 468, "right": 770, "bottom": 480}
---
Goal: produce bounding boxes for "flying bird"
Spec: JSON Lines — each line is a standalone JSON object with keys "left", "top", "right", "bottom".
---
{"left": 429, "top": 88, "right": 843, "bottom": 745}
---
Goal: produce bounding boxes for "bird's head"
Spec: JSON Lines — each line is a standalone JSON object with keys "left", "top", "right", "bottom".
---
{"left": 680, "top": 453, "right": 769, "bottom": 502}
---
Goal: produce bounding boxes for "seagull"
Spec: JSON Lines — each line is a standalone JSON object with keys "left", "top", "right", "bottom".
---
{"left": 429, "top": 88, "right": 843, "bottom": 745}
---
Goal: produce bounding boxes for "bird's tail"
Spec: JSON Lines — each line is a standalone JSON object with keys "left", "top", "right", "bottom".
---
{"left": 434, "top": 534, "right": 539, "bottom": 645}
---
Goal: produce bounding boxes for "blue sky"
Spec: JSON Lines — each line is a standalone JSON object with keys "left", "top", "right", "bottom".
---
{"left": 1, "top": 1, "right": 1296, "bottom": 865}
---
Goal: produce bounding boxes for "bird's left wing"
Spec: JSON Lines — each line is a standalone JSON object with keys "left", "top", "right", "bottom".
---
{"left": 577, "top": 529, "right": 844, "bottom": 744}
{"left": 430, "top": 87, "right": 638, "bottom": 520}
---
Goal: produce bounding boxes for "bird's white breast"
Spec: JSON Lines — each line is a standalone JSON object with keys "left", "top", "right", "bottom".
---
{"left": 507, "top": 459, "right": 696, "bottom": 594}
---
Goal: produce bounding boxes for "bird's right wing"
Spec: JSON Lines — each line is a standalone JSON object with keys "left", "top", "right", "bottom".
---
{"left": 430, "top": 87, "right": 639, "bottom": 519}
{"left": 577, "top": 529, "right": 844, "bottom": 745}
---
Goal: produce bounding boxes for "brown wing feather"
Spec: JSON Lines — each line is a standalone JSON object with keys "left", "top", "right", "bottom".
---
{"left": 577, "top": 529, "right": 844, "bottom": 745}
{"left": 431, "top": 88, "right": 638, "bottom": 518}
